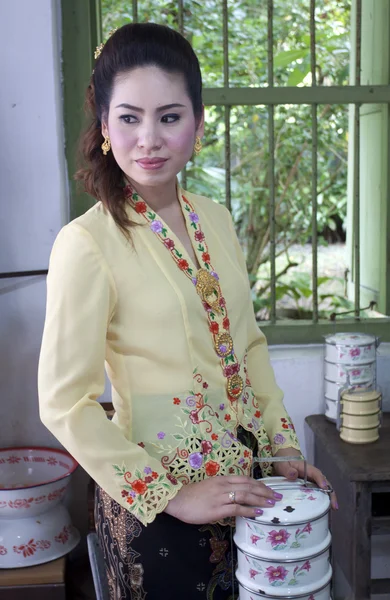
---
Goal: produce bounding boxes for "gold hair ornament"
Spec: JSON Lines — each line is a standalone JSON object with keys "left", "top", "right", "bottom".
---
{"left": 94, "top": 28, "right": 118, "bottom": 60}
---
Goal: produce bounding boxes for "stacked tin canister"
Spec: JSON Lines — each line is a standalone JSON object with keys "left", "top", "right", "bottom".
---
{"left": 323, "top": 333, "right": 382, "bottom": 444}
{"left": 235, "top": 477, "right": 333, "bottom": 600}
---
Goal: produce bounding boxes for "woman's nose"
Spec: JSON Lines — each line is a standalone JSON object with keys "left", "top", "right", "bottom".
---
{"left": 137, "top": 124, "right": 163, "bottom": 151}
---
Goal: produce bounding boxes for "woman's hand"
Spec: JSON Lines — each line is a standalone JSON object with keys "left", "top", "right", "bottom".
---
{"left": 273, "top": 447, "right": 338, "bottom": 510}
{"left": 164, "top": 475, "right": 284, "bottom": 524}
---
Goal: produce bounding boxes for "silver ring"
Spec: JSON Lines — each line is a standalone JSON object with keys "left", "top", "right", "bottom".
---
{"left": 228, "top": 490, "right": 236, "bottom": 504}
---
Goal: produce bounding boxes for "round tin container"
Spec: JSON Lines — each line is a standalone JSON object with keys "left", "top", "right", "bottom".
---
{"left": 324, "top": 333, "right": 377, "bottom": 365}
{"left": 340, "top": 410, "right": 380, "bottom": 430}
{"left": 324, "top": 360, "right": 375, "bottom": 386}
{"left": 235, "top": 478, "right": 332, "bottom": 598}
{"left": 236, "top": 565, "right": 332, "bottom": 599}
{"left": 324, "top": 380, "right": 343, "bottom": 402}
{"left": 341, "top": 390, "right": 381, "bottom": 403}
{"left": 235, "top": 479, "right": 330, "bottom": 557}
{"left": 324, "top": 398, "right": 337, "bottom": 422}
{"left": 340, "top": 425, "right": 379, "bottom": 444}
{"left": 235, "top": 538, "right": 331, "bottom": 593}
{"left": 341, "top": 398, "right": 381, "bottom": 416}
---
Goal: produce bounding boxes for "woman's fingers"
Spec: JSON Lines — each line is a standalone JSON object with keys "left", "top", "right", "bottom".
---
{"left": 225, "top": 490, "right": 279, "bottom": 509}
{"left": 223, "top": 477, "right": 281, "bottom": 502}
{"left": 217, "top": 502, "right": 265, "bottom": 521}
{"left": 304, "top": 465, "right": 339, "bottom": 511}
{"left": 275, "top": 460, "right": 299, "bottom": 480}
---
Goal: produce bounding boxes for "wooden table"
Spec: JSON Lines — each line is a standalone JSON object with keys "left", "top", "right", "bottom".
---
{"left": 0, "top": 556, "right": 66, "bottom": 599}
{"left": 306, "top": 414, "right": 390, "bottom": 600}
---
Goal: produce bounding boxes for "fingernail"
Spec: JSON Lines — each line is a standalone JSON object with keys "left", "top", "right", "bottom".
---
{"left": 273, "top": 492, "right": 283, "bottom": 500}
{"left": 266, "top": 499, "right": 275, "bottom": 506}
{"left": 289, "top": 471, "right": 296, "bottom": 477}
{"left": 322, "top": 480, "right": 328, "bottom": 487}
{"left": 255, "top": 508, "right": 263, "bottom": 515}
{"left": 335, "top": 502, "right": 339, "bottom": 510}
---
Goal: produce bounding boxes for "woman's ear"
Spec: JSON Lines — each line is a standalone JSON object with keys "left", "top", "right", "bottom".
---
{"left": 101, "top": 118, "right": 109, "bottom": 139}
{"left": 196, "top": 105, "right": 205, "bottom": 138}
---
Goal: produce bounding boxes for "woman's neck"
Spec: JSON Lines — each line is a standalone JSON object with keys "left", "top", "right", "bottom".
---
{"left": 126, "top": 177, "right": 179, "bottom": 214}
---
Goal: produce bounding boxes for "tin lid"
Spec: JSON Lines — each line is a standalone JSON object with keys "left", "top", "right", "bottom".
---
{"left": 324, "top": 332, "right": 376, "bottom": 346}
{"left": 341, "top": 390, "right": 381, "bottom": 402}
{"left": 254, "top": 478, "right": 330, "bottom": 525}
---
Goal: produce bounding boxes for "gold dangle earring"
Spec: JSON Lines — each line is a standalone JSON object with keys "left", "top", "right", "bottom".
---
{"left": 194, "top": 136, "right": 202, "bottom": 155}
{"left": 101, "top": 135, "right": 111, "bottom": 155}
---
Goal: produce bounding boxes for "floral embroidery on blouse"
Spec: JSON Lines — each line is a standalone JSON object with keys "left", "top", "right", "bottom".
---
{"left": 125, "top": 185, "right": 246, "bottom": 402}
{"left": 110, "top": 188, "right": 301, "bottom": 523}
{"left": 113, "top": 464, "right": 179, "bottom": 525}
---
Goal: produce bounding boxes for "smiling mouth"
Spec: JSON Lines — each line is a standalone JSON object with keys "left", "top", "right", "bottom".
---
{"left": 136, "top": 158, "right": 168, "bottom": 170}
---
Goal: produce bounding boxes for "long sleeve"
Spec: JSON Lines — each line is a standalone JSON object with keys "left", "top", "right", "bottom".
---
{"left": 38, "top": 223, "right": 181, "bottom": 526}
{"left": 226, "top": 213, "right": 301, "bottom": 456}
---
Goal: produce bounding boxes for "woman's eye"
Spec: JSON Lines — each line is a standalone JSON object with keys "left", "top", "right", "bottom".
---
{"left": 120, "top": 115, "right": 138, "bottom": 124}
{"left": 161, "top": 114, "right": 180, "bottom": 124}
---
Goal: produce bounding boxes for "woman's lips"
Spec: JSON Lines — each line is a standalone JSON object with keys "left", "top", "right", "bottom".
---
{"left": 136, "top": 158, "right": 168, "bottom": 170}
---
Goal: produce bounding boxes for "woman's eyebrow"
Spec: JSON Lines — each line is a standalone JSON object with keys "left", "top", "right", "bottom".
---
{"left": 115, "top": 103, "right": 186, "bottom": 112}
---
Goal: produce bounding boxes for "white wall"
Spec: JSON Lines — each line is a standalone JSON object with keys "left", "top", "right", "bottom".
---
{"left": 0, "top": 0, "right": 389, "bottom": 593}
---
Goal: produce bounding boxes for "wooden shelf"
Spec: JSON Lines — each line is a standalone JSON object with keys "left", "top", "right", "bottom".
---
{"left": 0, "top": 557, "right": 65, "bottom": 587}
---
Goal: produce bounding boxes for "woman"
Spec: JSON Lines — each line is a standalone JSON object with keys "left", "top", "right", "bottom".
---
{"left": 38, "top": 22, "right": 336, "bottom": 600}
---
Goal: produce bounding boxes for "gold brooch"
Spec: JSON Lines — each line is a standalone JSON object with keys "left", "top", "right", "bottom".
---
{"left": 94, "top": 28, "right": 118, "bottom": 60}
{"left": 227, "top": 374, "right": 244, "bottom": 399}
{"left": 195, "top": 269, "right": 221, "bottom": 313}
{"left": 215, "top": 333, "right": 233, "bottom": 357}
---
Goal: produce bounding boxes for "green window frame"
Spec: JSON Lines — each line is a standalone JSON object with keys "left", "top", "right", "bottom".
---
{"left": 61, "top": 0, "right": 390, "bottom": 344}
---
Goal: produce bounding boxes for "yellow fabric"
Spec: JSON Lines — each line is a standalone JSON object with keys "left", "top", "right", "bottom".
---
{"left": 38, "top": 189, "right": 300, "bottom": 526}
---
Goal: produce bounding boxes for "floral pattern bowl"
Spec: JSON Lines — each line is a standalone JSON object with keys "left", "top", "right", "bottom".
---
{"left": 236, "top": 566, "right": 332, "bottom": 599}
{"left": 235, "top": 536, "right": 331, "bottom": 595}
{"left": 0, "top": 447, "right": 80, "bottom": 568}
{"left": 235, "top": 478, "right": 330, "bottom": 559}
{"left": 324, "top": 333, "right": 378, "bottom": 365}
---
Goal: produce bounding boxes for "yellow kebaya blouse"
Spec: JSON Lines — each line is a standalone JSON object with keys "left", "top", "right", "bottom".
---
{"left": 38, "top": 186, "right": 300, "bottom": 526}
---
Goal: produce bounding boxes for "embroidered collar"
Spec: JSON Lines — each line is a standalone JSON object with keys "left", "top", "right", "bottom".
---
{"left": 125, "top": 184, "right": 244, "bottom": 401}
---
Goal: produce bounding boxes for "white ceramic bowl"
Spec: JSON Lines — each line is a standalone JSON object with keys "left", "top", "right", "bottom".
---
{"left": 324, "top": 333, "right": 377, "bottom": 365}
{"left": 236, "top": 567, "right": 332, "bottom": 599}
{"left": 0, "top": 447, "right": 79, "bottom": 568}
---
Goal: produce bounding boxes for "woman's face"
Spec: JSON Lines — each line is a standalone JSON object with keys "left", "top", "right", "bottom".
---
{"left": 103, "top": 66, "right": 204, "bottom": 190}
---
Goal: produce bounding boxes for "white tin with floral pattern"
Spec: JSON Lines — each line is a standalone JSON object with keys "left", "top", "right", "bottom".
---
{"left": 235, "top": 478, "right": 330, "bottom": 558}
{"left": 236, "top": 566, "right": 332, "bottom": 600}
{"left": 235, "top": 478, "right": 332, "bottom": 599}
{"left": 0, "top": 447, "right": 80, "bottom": 568}
{"left": 324, "top": 360, "right": 375, "bottom": 385}
{"left": 236, "top": 539, "right": 331, "bottom": 596}
{"left": 324, "top": 333, "right": 378, "bottom": 365}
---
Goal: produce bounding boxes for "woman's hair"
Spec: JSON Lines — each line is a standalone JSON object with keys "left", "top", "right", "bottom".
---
{"left": 75, "top": 22, "right": 203, "bottom": 237}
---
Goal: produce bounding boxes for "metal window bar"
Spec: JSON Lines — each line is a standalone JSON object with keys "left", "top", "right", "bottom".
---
{"left": 353, "top": 0, "right": 362, "bottom": 318}
{"left": 268, "top": 0, "right": 276, "bottom": 324}
{"left": 310, "top": 0, "right": 318, "bottom": 323}
{"left": 222, "top": 0, "right": 231, "bottom": 213}
{"left": 127, "top": 0, "right": 377, "bottom": 325}
{"left": 132, "top": 0, "right": 138, "bottom": 23}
